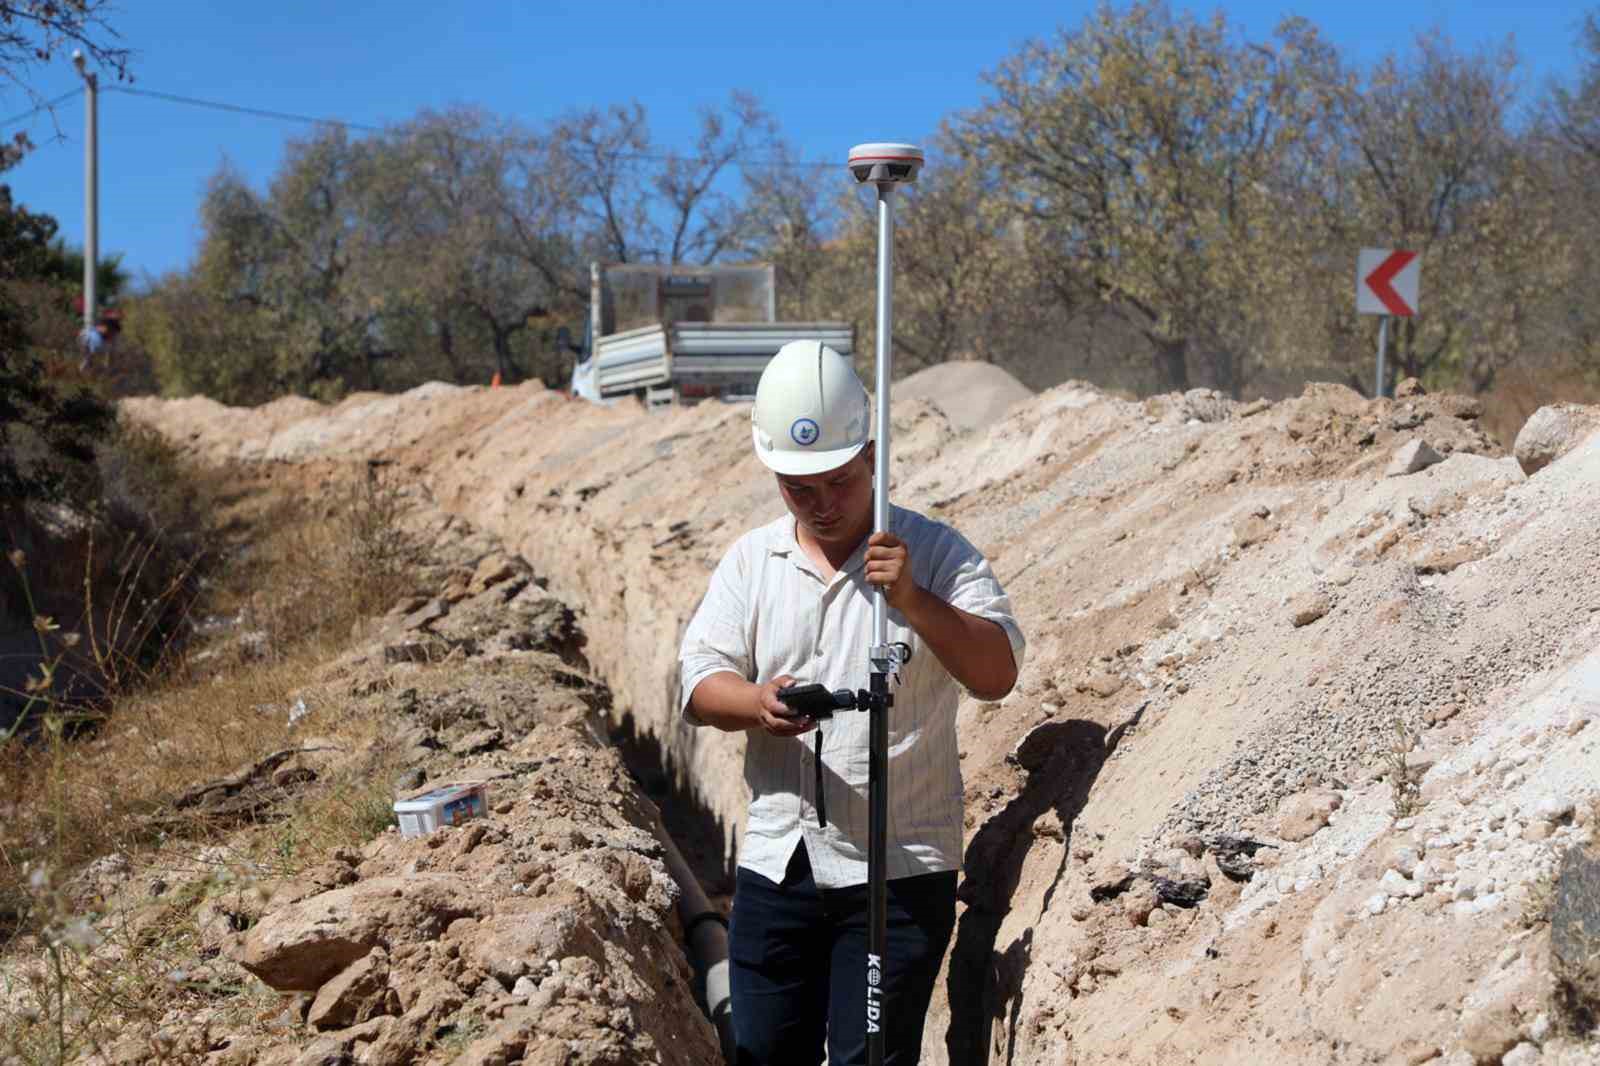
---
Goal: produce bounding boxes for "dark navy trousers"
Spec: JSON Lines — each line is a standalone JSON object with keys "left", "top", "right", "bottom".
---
{"left": 728, "top": 842, "right": 958, "bottom": 1066}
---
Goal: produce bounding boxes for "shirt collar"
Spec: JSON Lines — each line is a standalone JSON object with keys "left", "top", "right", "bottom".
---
{"left": 767, "top": 512, "right": 888, "bottom": 581}
{"left": 767, "top": 516, "right": 820, "bottom": 580}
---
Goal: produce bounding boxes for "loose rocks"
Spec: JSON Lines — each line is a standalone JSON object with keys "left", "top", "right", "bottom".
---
{"left": 469, "top": 552, "right": 524, "bottom": 594}
{"left": 308, "top": 947, "right": 395, "bottom": 1030}
{"left": 1379, "top": 869, "right": 1423, "bottom": 900}
{"left": 1122, "top": 882, "right": 1160, "bottom": 927}
{"left": 1500, "top": 1043, "right": 1540, "bottom": 1066}
{"left": 1077, "top": 670, "right": 1125, "bottom": 698}
{"left": 1514, "top": 403, "right": 1600, "bottom": 475}
{"left": 1459, "top": 1000, "right": 1521, "bottom": 1063}
{"left": 1275, "top": 788, "right": 1342, "bottom": 842}
{"left": 1536, "top": 795, "right": 1575, "bottom": 824}
{"left": 1386, "top": 439, "right": 1443, "bottom": 477}
{"left": 237, "top": 875, "right": 478, "bottom": 991}
{"left": 1289, "top": 593, "right": 1331, "bottom": 628}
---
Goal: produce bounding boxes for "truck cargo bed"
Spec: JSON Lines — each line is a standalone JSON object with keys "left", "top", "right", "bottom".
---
{"left": 594, "top": 322, "right": 853, "bottom": 399}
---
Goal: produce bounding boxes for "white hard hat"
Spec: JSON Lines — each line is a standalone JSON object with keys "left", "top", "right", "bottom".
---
{"left": 751, "top": 341, "right": 870, "bottom": 476}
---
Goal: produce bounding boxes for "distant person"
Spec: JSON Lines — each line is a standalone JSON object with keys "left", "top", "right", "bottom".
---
{"left": 76, "top": 308, "right": 120, "bottom": 371}
{"left": 677, "top": 341, "right": 1025, "bottom": 1064}
{"left": 76, "top": 323, "right": 103, "bottom": 371}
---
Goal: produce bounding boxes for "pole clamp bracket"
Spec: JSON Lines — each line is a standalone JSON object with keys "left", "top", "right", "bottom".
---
{"left": 869, "top": 642, "right": 912, "bottom": 673}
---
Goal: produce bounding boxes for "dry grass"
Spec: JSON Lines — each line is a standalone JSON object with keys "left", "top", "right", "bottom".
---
{"left": 1386, "top": 717, "right": 1423, "bottom": 821}
{"left": 1518, "top": 865, "right": 1557, "bottom": 930}
{"left": 3, "top": 420, "right": 219, "bottom": 728}
{"left": 1, "top": 654, "right": 322, "bottom": 897}
{"left": 200, "top": 462, "right": 426, "bottom": 661}
{"left": 0, "top": 665, "right": 410, "bottom": 1064}
{"left": 1, "top": 462, "right": 418, "bottom": 891}
{"left": 0, "top": 459, "right": 428, "bottom": 1064}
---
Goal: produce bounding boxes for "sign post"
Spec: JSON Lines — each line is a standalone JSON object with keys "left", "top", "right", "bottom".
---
{"left": 1376, "top": 316, "right": 1389, "bottom": 402}
{"left": 1356, "top": 249, "right": 1420, "bottom": 398}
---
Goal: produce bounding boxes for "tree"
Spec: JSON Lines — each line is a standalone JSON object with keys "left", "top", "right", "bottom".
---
{"left": 0, "top": 185, "right": 112, "bottom": 504}
{"left": 549, "top": 102, "right": 652, "bottom": 265}
{"left": 1, "top": 1, "right": 130, "bottom": 166}
{"left": 652, "top": 91, "right": 776, "bottom": 263}
{"left": 149, "top": 112, "right": 594, "bottom": 399}
{"left": 957, "top": 2, "right": 1343, "bottom": 392}
{"left": 896, "top": 148, "right": 1053, "bottom": 369}
{"left": 136, "top": 269, "right": 281, "bottom": 404}
{"left": 550, "top": 92, "right": 779, "bottom": 264}
{"left": 1551, "top": 13, "right": 1600, "bottom": 160}
{"left": 0, "top": 3, "right": 127, "bottom": 505}
{"left": 1517, "top": 12, "right": 1600, "bottom": 385}
{"left": 736, "top": 144, "right": 843, "bottom": 321}
{"left": 816, "top": 139, "right": 1049, "bottom": 374}
{"left": 0, "top": 180, "right": 129, "bottom": 347}
{"left": 373, "top": 108, "right": 584, "bottom": 385}
{"left": 166, "top": 129, "right": 406, "bottom": 400}
{"left": 46, "top": 239, "right": 128, "bottom": 302}
{"left": 1334, "top": 31, "right": 1523, "bottom": 388}
{"left": 0, "top": 181, "right": 56, "bottom": 273}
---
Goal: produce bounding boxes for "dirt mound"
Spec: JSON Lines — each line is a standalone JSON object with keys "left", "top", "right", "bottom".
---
{"left": 0, "top": 482, "right": 720, "bottom": 1066}
{"left": 124, "top": 380, "right": 1600, "bottom": 1064}
{"left": 896, "top": 360, "right": 1033, "bottom": 432}
{"left": 216, "top": 711, "right": 715, "bottom": 1066}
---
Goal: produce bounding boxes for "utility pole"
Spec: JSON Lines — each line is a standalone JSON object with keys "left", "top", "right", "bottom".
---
{"left": 72, "top": 49, "right": 99, "bottom": 337}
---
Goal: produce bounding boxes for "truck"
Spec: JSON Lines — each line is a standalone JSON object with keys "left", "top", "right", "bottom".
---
{"left": 567, "top": 262, "right": 853, "bottom": 408}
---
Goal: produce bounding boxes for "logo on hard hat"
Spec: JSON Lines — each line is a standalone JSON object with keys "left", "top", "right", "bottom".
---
{"left": 790, "top": 418, "right": 820, "bottom": 446}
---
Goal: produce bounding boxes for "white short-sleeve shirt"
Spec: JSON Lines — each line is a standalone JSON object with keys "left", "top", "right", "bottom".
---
{"left": 678, "top": 505, "right": 1026, "bottom": 889}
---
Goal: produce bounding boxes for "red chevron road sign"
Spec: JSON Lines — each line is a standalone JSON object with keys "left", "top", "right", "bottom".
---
{"left": 1357, "top": 249, "right": 1420, "bottom": 316}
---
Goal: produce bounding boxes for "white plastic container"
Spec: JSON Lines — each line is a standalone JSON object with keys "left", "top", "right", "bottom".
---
{"left": 392, "top": 781, "right": 490, "bottom": 838}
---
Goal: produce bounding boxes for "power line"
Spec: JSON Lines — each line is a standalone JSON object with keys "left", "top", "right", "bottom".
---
{"left": 103, "top": 85, "right": 835, "bottom": 169}
{"left": 1, "top": 88, "right": 86, "bottom": 130}
{"left": 111, "top": 86, "right": 389, "bottom": 135}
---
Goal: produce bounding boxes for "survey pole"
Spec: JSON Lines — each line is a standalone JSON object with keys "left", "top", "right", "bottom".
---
{"left": 872, "top": 182, "right": 895, "bottom": 648}
{"left": 846, "top": 141, "right": 923, "bottom": 1066}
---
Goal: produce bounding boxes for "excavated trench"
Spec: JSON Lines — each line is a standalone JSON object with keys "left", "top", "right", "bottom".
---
{"left": 288, "top": 388, "right": 1027, "bottom": 1060}
{"left": 609, "top": 709, "right": 737, "bottom": 905}
{"left": 393, "top": 494, "right": 741, "bottom": 1061}
{"left": 607, "top": 706, "right": 737, "bottom": 1060}
{"left": 118, "top": 382, "right": 1600, "bottom": 1065}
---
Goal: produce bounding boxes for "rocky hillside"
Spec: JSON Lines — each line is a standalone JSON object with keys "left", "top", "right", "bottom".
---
{"left": 123, "top": 375, "right": 1600, "bottom": 1065}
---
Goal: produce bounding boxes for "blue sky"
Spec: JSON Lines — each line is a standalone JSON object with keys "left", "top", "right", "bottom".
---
{"left": 2, "top": 1, "right": 1593, "bottom": 285}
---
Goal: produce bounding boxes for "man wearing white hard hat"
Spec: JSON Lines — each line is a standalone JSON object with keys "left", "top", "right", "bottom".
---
{"left": 678, "top": 341, "right": 1025, "bottom": 1065}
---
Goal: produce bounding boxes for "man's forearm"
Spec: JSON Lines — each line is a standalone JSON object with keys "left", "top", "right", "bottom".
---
{"left": 687, "top": 671, "right": 763, "bottom": 732}
{"left": 897, "top": 586, "right": 1018, "bottom": 700}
